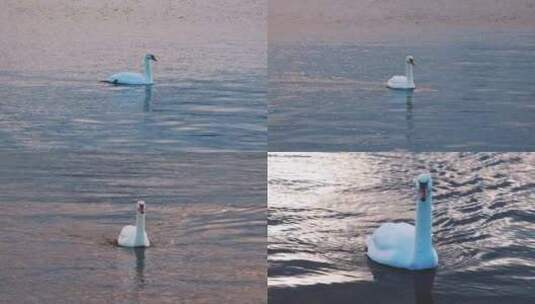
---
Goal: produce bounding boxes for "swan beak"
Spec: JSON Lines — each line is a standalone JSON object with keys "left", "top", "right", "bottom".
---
{"left": 138, "top": 204, "right": 145, "bottom": 214}
{"left": 152, "top": 55, "right": 158, "bottom": 62}
{"left": 419, "top": 184, "right": 427, "bottom": 201}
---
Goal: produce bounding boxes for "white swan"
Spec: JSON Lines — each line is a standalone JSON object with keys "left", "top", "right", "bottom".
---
{"left": 366, "top": 174, "right": 438, "bottom": 270}
{"left": 387, "top": 55, "right": 416, "bottom": 90}
{"left": 104, "top": 54, "right": 158, "bottom": 85}
{"left": 118, "top": 200, "right": 150, "bottom": 247}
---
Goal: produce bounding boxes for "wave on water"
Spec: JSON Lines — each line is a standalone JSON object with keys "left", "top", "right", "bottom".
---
{"left": 268, "top": 152, "right": 535, "bottom": 302}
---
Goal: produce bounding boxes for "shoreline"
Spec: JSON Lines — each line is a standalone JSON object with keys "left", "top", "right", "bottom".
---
{"left": 269, "top": 0, "right": 535, "bottom": 43}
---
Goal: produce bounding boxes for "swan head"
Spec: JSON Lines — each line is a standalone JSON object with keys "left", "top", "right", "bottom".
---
{"left": 416, "top": 174, "right": 432, "bottom": 202}
{"left": 144, "top": 54, "right": 158, "bottom": 62}
{"left": 405, "top": 55, "right": 415, "bottom": 65}
{"left": 137, "top": 200, "right": 146, "bottom": 214}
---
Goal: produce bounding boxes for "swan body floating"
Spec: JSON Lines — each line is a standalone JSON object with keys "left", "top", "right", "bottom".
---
{"left": 118, "top": 200, "right": 150, "bottom": 248}
{"left": 387, "top": 55, "right": 416, "bottom": 90}
{"left": 104, "top": 54, "right": 158, "bottom": 85}
{"left": 367, "top": 174, "right": 438, "bottom": 270}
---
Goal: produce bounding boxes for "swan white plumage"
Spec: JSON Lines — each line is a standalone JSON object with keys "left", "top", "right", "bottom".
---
{"left": 387, "top": 55, "right": 416, "bottom": 90}
{"left": 366, "top": 174, "right": 438, "bottom": 270}
{"left": 118, "top": 200, "right": 150, "bottom": 247}
{"left": 104, "top": 54, "right": 158, "bottom": 85}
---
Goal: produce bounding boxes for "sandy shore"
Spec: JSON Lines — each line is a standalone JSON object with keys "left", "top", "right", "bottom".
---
{"left": 0, "top": 0, "right": 266, "bottom": 72}
{"left": 269, "top": 0, "right": 535, "bottom": 42}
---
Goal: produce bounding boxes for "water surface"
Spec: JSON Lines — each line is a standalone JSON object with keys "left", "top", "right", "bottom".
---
{"left": 268, "top": 152, "right": 535, "bottom": 303}
{"left": 0, "top": 1, "right": 266, "bottom": 152}
{"left": 269, "top": 30, "right": 535, "bottom": 151}
{"left": 0, "top": 152, "right": 267, "bottom": 304}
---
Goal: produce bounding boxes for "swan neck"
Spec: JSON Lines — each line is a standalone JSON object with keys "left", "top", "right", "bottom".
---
{"left": 413, "top": 196, "right": 433, "bottom": 262}
{"left": 135, "top": 213, "right": 146, "bottom": 242}
{"left": 406, "top": 62, "right": 414, "bottom": 84}
{"left": 144, "top": 58, "right": 153, "bottom": 84}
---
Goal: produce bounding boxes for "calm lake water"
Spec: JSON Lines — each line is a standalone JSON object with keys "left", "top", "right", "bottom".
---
{"left": 0, "top": 151, "right": 267, "bottom": 304}
{"left": 0, "top": 1, "right": 266, "bottom": 152}
{"left": 268, "top": 30, "right": 535, "bottom": 151}
{"left": 0, "top": 3, "right": 267, "bottom": 303}
{"left": 268, "top": 152, "right": 535, "bottom": 303}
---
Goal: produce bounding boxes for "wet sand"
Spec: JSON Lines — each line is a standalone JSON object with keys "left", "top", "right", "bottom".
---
{"left": 269, "top": 0, "right": 535, "bottom": 42}
{"left": 0, "top": 0, "right": 266, "bottom": 71}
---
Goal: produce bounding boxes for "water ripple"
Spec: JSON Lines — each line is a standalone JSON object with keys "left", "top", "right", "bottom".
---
{"left": 268, "top": 152, "right": 535, "bottom": 302}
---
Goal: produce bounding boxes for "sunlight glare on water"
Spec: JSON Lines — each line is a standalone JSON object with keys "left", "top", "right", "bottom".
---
{"left": 268, "top": 152, "right": 535, "bottom": 303}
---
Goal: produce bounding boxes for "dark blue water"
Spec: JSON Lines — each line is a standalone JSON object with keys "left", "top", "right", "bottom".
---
{"left": 268, "top": 152, "right": 535, "bottom": 303}
{"left": 268, "top": 30, "right": 535, "bottom": 151}
{"left": 0, "top": 151, "right": 267, "bottom": 303}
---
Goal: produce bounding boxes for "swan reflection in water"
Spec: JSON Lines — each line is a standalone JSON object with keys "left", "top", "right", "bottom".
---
{"left": 367, "top": 258, "right": 436, "bottom": 304}
{"left": 391, "top": 90, "right": 415, "bottom": 147}
{"left": 405, "top": 91, "right": 414, "bottom": 147}
{"left": 115, "top": 247, "right": 147, "bottom": 303}
{"left": 133, "top": 247, "right": 146, "bottom": 289}
{"left": 143, "top": 85, "right": 152, "bottom": 112}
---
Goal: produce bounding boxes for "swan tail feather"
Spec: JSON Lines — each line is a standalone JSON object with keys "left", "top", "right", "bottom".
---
{"left": 100, "top": 80, "right": 118, "bottom": 85}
